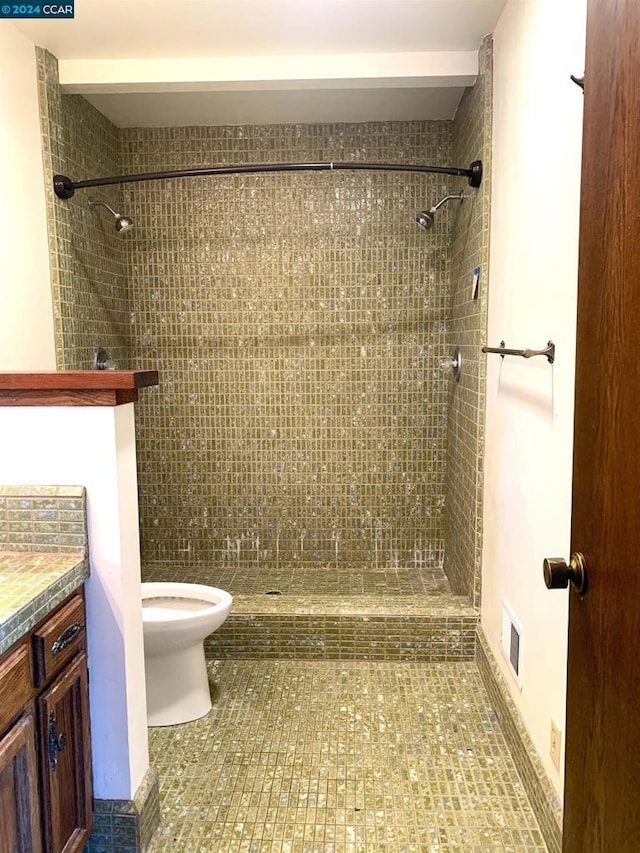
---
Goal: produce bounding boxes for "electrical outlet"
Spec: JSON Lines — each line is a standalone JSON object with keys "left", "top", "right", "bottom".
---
{"left": 550, "top": 720, "right": 562, "bottom": 771}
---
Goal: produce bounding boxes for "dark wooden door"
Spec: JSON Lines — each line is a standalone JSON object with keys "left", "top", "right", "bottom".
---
{"left": 0, "top": 711, "right": 42, "bottom": 853}
{"left": 562, "top": 0, "right": 640, "bottom": 849}
{"left": 37, "top": 653, "right": 92, "bottom": 853}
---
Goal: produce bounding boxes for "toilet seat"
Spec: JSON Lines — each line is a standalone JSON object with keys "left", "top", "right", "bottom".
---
{"left": 143, "top": 595, "right": 216, "bottom": 621}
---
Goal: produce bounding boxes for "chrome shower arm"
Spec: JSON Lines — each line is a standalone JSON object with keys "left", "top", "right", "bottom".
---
{"left": 430, "top": 192, "right": 465, "bottom": 213}
{"left": 88, "top": 198, "right": 118, "bottom": 218}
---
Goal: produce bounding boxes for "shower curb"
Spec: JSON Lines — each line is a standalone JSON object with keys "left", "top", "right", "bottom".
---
{"left": 205, "top": 610, "right": 478, "bottom": 662}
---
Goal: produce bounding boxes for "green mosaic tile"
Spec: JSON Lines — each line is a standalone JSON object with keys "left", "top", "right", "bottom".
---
{"left": 122, "top": 120, "right": 454, "bottom": 570}
{"left": 144, "top": 562, "right": 478, "bottom": 661}
{"left": 476, "top": 628, "right": 562, "bottom": 853}
{"left": 143, "top": 562, "right": 455, "bottom": 598}
{"left": 0, "top": 486, "right": 89, "bottom": 654}
{"left": 36, "top": 49, "right": 132, "bottom": 372}
{"left": 0, "top": 485, "right": 87, "bottom": 555}
{"left": 0, "top": 552, "right": 89, "bottom": 654}
{"left": 86, "top": 767, "right": 160, "bottom": 853}
{"left": 444, "top": 35, "right": 493, "bottom": 608}
{"left": 136, "top": 767, "right": 161, "bottom": 852}
{"left": 40, "top": 48, "right": 490, "bottom": 610}
{"left": 147, "top": 660, "right": 548, "bottom": 852}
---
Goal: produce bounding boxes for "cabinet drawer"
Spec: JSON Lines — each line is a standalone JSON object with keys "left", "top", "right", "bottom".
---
{"left": 32, "top": 595, "right": 86, "bottom": 688}
{"left": 0, "top": 643, "right": 33, "bottom": 733}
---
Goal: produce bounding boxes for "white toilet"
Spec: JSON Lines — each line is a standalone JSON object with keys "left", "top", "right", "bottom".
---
{"left": 141, "top": 582, "right": 233, "bottom": 726}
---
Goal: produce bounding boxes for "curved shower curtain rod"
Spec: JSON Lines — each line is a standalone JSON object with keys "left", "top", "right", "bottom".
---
{"left": 53, "top": 159, "right": 482, "bottom": 199}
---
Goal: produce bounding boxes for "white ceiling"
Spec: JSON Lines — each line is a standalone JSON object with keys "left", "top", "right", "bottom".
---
{"left": 16, "top": 1, "right": 506, "bottom": 60}
{"left": 82, "top": 87, "right": 467, "bottom": 127}
{"left": 15, "top": 0, "right": 506, "bottom": 126}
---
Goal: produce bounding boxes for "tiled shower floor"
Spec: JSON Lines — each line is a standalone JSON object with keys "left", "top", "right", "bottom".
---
{"left": 142, "top": 564, "right": 472, "bottom": 616}
{"left": 142, "top": 563, "right": 452, "bottom": 596}
{"left": 147, "top": 660, "right": 547, "bottom": 852}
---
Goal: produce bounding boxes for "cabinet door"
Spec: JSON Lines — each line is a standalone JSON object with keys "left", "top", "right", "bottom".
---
{"left": 38, "top": 653, "right": 92, "bottom": 853}
{"left": 0, "top": 711, "right": 42, "bottom": 853}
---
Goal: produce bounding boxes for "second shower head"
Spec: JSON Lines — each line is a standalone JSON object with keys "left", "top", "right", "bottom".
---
{"left": 416, "top": 190, "right": 464, "bottom": 230}
{"left": 88, "top": 198, "right": 134, "bottom": 235}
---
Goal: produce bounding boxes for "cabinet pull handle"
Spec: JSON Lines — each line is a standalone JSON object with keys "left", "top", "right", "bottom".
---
{"left": 51, "top": 622, "right": 84, "bottom": 655}
{"left": 48, "top": 711, "right": 67, "bottom": 772}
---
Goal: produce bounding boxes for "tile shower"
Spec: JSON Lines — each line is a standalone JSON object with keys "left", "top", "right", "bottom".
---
{"left": 38, "top": 43, "right": 489, "bottom": 614}
{"left": 123, "top": 106, "right": 486, "bottom": 663}
{"left": 35, "top": 39, "right": 556, "bottom": 853}
{"left": 126, "top": 120, "right": 452, "bottom": 573}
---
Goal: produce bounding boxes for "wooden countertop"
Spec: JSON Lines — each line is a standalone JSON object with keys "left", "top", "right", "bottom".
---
{"left": 0, "top": 370, "right": 159, "bottom": 406}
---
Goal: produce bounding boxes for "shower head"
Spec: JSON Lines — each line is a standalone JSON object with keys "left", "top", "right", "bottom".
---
{"left": 416, "top": 209, "right": 436, "bottom": 230}
{"left": 115, "top": 214, "right": 134, "bottom": 234}
{"left": 88, "top": 198, "right": 134, "bottom": 235}
{"left": 416, "top": 190, "right": 464, "bottom": 230}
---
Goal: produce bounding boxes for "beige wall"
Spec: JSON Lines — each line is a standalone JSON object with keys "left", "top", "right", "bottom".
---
{"left": 0, "top": 23, "right": 55, "bottom": 369}
{"left": 482, "top": 0, "right": 587, "bottom": 794}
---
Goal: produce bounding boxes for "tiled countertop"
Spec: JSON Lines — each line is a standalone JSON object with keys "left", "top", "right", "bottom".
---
{"left": 0, "top": 551, "right": 89, "bottom": 655}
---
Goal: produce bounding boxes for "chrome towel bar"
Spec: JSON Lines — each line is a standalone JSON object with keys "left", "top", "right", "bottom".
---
{"left": 482, "top": 340, "right": 555, "bottom": 364}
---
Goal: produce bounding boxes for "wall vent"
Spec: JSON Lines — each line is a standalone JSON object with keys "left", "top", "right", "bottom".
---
{"left": 501, "top": 599, "right": 523, "bottom": 690}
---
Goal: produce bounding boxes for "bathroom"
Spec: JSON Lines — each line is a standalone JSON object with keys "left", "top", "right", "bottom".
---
{"left": 4, "top": 0, "right": 637, "bottom": 850}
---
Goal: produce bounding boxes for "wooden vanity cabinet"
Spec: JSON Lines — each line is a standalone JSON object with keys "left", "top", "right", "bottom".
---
{"left": 38, "top": 652, "right": 91, "bottom": 853}
{"left": 0, "top": 592, "right": 92, "bottom": 853}
{"left": 0, "top": 711, "right": 42, "bottom": 853}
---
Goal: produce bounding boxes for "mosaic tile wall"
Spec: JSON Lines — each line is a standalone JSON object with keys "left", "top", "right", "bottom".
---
{"left": 0, "top": 485, "right": 87, "bottom": 554}
{"left": 38, "top": 50, "right": 489, "bottom": 597}
{"left": 0, "top": 485, "right": 89, "bottom": 654}
{"left": 121, "top": 122, "right": 455, "bottom": 568}
{"left": 204, "top": 611, "right": 477, "bottom": 662}
{"left": 36, "top": 50, "right": 132, "bottom": 370}
{"left": 87, "top": 766, "right": 160, "bottom": 853}
{"left": 444, "top": 37, "right": 493, "bottom": 604}
{"left": 476, "top": 628, "right": 562, "bottom": 853}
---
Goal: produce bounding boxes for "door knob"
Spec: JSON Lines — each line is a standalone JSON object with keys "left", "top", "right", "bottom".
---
{"left": 543, "top": 552, "right": 587, "bottom": 593}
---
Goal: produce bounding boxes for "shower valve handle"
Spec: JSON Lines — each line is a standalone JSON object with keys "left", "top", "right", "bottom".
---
{"left": 543, "top": 553, "right": 587, "bottom": 594}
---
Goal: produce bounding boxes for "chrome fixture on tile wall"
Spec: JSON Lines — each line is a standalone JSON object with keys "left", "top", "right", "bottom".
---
{"left": 53, "top": 159, "right": 483, "bottom": 199}
{"left": 440, "top": 347, "right": 462, "bottom": 382}
{"left": 93, "top": 346, "right": 116, "bottom": 370}
{"left": 482, "top": 341, "right": 556, "bottom": 363}
{"left": 416, "top": 191, "right": 464, "bottom": 230}
{"left": 87, "top": 198, "right": 134, "bottom": 234}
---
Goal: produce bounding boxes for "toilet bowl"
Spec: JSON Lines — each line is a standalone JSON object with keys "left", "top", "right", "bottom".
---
{"left": 142, "top": 582, "right": 233, "bottom": 726}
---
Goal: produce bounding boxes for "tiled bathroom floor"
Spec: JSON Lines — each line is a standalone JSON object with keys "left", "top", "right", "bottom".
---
{"left": 147, "top": 660, "right": 547, "bottom": 852}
